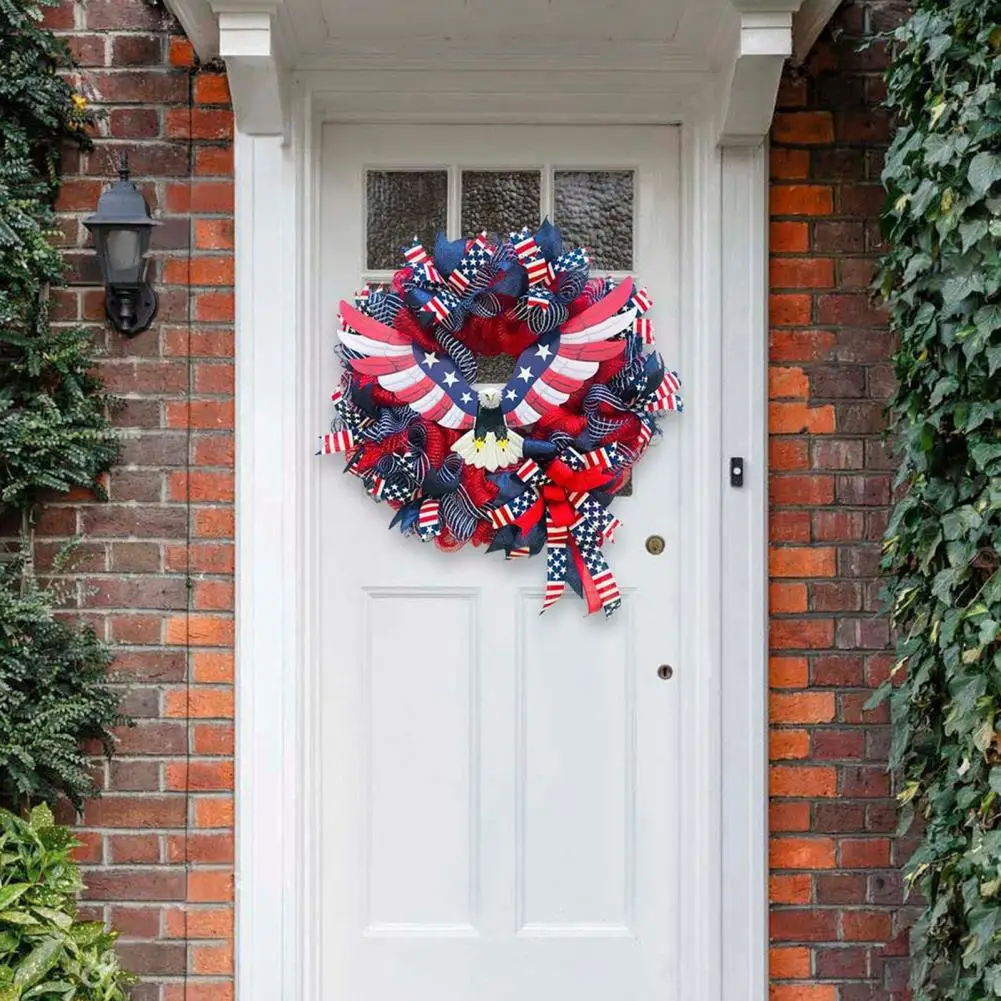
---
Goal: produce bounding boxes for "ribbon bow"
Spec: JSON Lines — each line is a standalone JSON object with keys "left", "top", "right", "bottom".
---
{"left": 403, "top": 234, "right": 517, "bottom": 333}
{"left": 508, "top": 221, "right": 591, "bottom": 334}
{"left": 488, "top": 446, "right": 624, "bottom": 618}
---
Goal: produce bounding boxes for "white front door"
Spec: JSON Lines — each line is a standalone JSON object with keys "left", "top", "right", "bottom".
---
{"left": 318, "top": 123, "right": 690, "bottom": 1001}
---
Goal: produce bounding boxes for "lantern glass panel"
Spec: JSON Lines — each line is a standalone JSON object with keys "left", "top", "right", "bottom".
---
{"left": 107, "top": 228, "right": 141, "bottom": 274}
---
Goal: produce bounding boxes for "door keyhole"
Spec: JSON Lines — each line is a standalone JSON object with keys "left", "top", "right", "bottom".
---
{"left": 657, "top": 664, "right": 674, "bottom": 681}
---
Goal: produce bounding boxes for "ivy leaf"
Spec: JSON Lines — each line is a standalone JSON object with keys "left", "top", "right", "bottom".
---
{"left": 969, "top": 151, "right": 1001, "bottom": 197}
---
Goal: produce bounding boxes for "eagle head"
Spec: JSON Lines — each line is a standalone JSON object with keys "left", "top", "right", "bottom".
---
{"left": 477, "top": 386, "right": 503, "bottom": 410}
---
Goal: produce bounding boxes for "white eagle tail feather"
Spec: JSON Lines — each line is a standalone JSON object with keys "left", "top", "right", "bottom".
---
{"left": 452, "top": 427, "right": 524, "bottom": 470}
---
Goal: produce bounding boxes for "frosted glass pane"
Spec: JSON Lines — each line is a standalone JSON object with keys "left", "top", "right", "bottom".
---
{"left": 367, "top": 171, "right": 448, "bottom": 270}
{"left": 107, "top": 229, "right": 140, "bottom": 271}
{"left": 461, "top": 171, "right": 540, "bottom": 236}
{"left": 553, "top": 171, "right": 634, "bottom": 270}
{"left": 476, "top": 354, "right": 518, "bottom": 385}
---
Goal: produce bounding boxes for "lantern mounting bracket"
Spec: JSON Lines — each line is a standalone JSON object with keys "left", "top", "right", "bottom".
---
{"left": 105, "top": 283, "right": 158, "bottom": 338}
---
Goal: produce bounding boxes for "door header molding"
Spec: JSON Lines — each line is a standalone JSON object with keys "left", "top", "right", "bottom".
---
{"left": 164, "top": 0, "right": 836, "bottom": 145}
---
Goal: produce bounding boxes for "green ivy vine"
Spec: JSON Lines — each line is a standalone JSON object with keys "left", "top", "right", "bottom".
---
{"left": 0, "top": 0, "right": 126, "bottom": 811}
{"left": 876, "top": 2, "right": 1001, "bottom": 997}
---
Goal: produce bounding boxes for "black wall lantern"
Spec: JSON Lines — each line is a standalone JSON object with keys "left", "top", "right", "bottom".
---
{"left": 84, "top": 155, "right": 159, "bottom": 336}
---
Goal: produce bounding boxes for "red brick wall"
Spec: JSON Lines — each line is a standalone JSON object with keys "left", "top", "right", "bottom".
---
{"left": 45, "top": 2, "right": 235, "bottom": 999}
{"left": 768, "top": 3, "right": 910, "bottom": 1000}
{"left": 36, "top": 0, "right": 911, "bottom": 998}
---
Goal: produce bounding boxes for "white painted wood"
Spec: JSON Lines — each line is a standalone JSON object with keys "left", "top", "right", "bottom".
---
{"left": 233, "top": 117, "right": 307, "bottom": 1001}
{"left": 675, "top": 119, "right": 724, "bottom": 1001}
{"left": 164, "top": 0, "right": 808, "bottom": 146}
{"left": 792, "top": 0, "right": 841, "bottom": 64}
{"left": 720, "top": 141, "right": 770, "bottom": 1001}
{"left": 317, "top": 124, "right": 683, "bottom": 1001}
{"left": 215, "top": 9, "right": 290, "bottom": 141}
{"left": 303, "top": 68, "right": 707, "bottom": 126}
{"left": 166, "top": 0, "right": 217, "bottom": 59}
{"left": 231, "top": 52, "right": 772, "bottom": 1001}
{"left": 717, "top": 10, "right": 794, "bottom": 145}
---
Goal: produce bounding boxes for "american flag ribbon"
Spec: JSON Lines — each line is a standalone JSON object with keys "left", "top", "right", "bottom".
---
{"left": 554, "top": 247, "right": 589, "bottom": 273}
{"left": 404, "top": 241, "right": 429, "bottom": 265}
{"left": 515, "top": 458, "right": 541, "bottom": 482}
{"left": 513, "top": 230, "right": 554, "bottom": 287}
{"left": 634, "top": 317, "right": 655, "bottom": 345}
{"left": 506, "top": 547, "right": 531, "bottom": 560}
{"left": 525, "top": 257, "right": 554, "bottom": 287}
{"left": 365, "top": 474, "right": 386, "bottom": 500}
{"left": 526, "top": 291, "right": 551, "bottom": 309}
{"left": 542, "top": 517, "right": 570, "bottom": 612}
{"left": 320, "top": 429, "right": 356, "bottom": 455}
{"left": 411, "top": 260, "right": 444, "bottom": 285}
{"left": 488, "top": 486, "right": 541, "bottom": 529}
{"left": 446, "top": 233, "right": 493, "bottom": 295}
{"left": 644, "top": 371, "right": 683, "bottom": 413}
{"left": 421, "top": 288, "right": 461, "bottom": 323}
{"left": 417, "top": 498, "right": 442, "bottom": 542}
{"left": 447, "top": 268, "right": 471, "bottom": 295}
{"left": 632, "top": 286, "right": 653, "bottom": 314}
{"left": 567, "top": 492, "right": 622, "bottom": 541}
{"left": 570, "top": 518, "right": 622, "bottom": 617}
{"left": 636, "top": 419, "right": 655, "bottom": 450}
{"left": 513, "top": 230, "right": 541, "bottom": 263}
{"left": 497, "top": 448, "right": 625, "bottom": 617}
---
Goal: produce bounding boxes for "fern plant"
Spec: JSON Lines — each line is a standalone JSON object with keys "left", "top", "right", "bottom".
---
{"left": 0, "top": 558, "right": 126, "bottom": 812}
{"left": 0, "top": 0, "right": 118, "bottom": 522}
{"left": 0, "top": 0, "right": 128, "bottom": 814}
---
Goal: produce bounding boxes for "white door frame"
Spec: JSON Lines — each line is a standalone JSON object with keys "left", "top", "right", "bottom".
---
{"left": 217, "top": 18, "right": 784, "bottom": 999}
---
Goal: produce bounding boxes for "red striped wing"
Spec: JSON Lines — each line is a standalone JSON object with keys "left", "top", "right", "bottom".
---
{"left": 503, "top": 278, "right": 636, "bottom": 428}
{"left": 337, "top": 300, "right": 477, "bottom": 430}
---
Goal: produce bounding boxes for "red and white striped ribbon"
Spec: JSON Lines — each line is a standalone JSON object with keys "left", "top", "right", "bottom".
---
{"left": 320, "top": 429, "right": 356, "bottom": 454}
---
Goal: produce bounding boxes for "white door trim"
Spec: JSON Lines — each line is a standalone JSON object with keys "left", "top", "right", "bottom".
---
{"left": 233, "top": 83, "right": 768, "bottom": 1001}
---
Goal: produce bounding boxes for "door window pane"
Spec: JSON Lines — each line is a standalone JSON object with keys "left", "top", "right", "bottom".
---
{"left": 366, "top": 170, "right": 448, "bottom": 270}
{"left": 461, "top": 171, "right": 541, "bottom": 237}
{"left": 553, "top": 170, "right": 634, "bottom": 270}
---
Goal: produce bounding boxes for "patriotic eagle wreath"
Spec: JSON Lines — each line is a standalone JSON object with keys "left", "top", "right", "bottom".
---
{"left": 320, "top": 221, "right": 682, "bottom": 618}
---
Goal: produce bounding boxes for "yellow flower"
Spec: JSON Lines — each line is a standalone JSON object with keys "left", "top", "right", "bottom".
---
{"left": 71, "top": 93, "right": 87, "bottom": 110}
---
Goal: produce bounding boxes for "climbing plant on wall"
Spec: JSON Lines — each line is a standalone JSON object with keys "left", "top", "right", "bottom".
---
{"left": 876, "top": 3, "right": 1001, "bottom": 998}
{"left": 0, "top": 1, "right": 134, "bottom": 993}
{"left": 0, "top": 0, "right": 126, "bottom": 811}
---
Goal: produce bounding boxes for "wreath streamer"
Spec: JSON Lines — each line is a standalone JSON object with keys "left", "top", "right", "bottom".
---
{"left": 319, "top": 221, "right": 682, "bottom": 618}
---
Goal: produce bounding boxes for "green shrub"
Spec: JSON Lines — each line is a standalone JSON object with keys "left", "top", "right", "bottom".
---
{"left": 0, "top": 0, "right": 126, "bottom": 816}
{"left": 875, "top": 2, "right": 1001, "bottom": 998}
{"left": 0, "top": 559, "right": 127, "bottom": 813}
{"left": 0, "top": 0, "right": 118, "bottom": 520}
{"left": 0, "top": 803, "right": 136, "bottom": 1001}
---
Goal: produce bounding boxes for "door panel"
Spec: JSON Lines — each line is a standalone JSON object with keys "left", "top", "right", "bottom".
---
{"left": 320, "top": 124, "right": 682, "bottom": 1001}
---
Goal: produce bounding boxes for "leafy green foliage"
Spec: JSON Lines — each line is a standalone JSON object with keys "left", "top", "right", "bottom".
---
{"left": 0, "top": 1, "right": 133, "bottom": 994}
{"left": 0, "top": 0, "right": 126, "bottom": 815}
{"left": 0, "top": 558, "right": 127, "bottom": 812}
{"left": 875, "top": 3, "right": 1001, "bottom": 997}
{"left": 0, "top": 803, "right": 136, "bottom": 1001}
{"left": 0, "top": 327, "right": 120, "bottom": 513}
{"left": 0, "top": 0, "right": 117, "bottom": 517}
